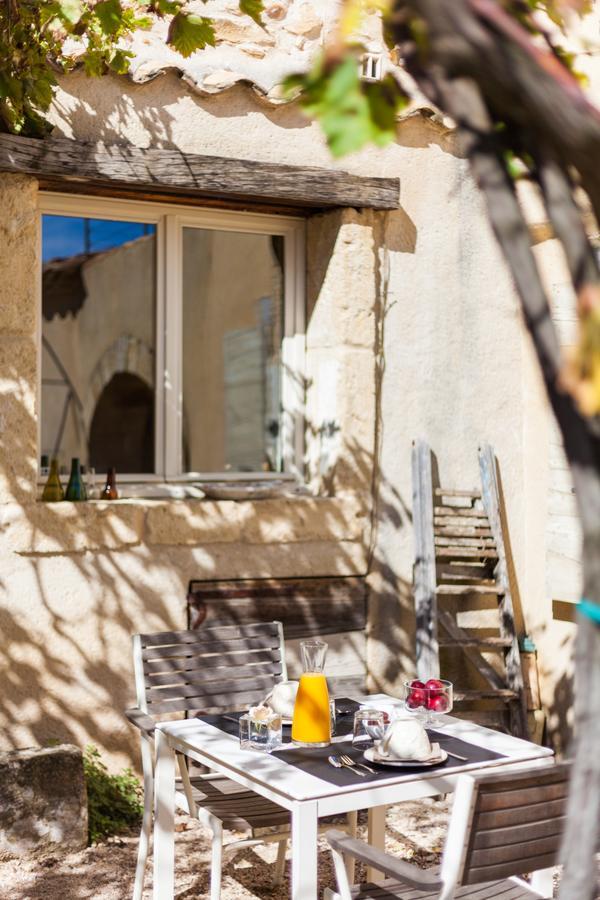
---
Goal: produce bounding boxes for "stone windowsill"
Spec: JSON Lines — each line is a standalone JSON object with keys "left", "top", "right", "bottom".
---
{"left": 3, "top": 493, "right": 370, "bottom": 555}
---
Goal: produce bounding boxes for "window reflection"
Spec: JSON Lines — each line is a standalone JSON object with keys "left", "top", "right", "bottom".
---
{"left": 41, "top": 215, "right": 156, "bottom": 474}
{"left": 182, "top": 229, "right": 284, "bottom": 473}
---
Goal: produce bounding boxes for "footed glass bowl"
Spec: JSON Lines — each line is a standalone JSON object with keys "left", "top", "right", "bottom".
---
{"left": 403, "top": 678, "right": 453, "bottom": 725}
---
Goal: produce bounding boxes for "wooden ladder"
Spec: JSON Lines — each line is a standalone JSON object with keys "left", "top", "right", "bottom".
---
{"left": 412, "top": 440, "right": 529, "bottom": 739}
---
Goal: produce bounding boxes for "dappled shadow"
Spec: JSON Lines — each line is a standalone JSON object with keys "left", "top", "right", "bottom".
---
{"left": 0, "top": 198, "right": 418, "bottom": 776}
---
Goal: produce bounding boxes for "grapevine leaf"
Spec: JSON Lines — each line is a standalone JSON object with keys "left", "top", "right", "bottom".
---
{"left": 94, "top": 0, "right": 124, "bottom": 36}
{"left": 167, "top": 12, "right": 215, "bottom": 57}
{"left": 285, "top": 56, "right": 407, "bottom": 157}
{"left": 56, "top": 0, "right": 84, "bottom": 26}
{"left": 152, "top": 0, "right": 182, "bottom": 13}
{"left": 239, "top": 0, "right": 265, "bottom": 26}
{"left": 109, "top": 49, "right": 134, "bottom": 74}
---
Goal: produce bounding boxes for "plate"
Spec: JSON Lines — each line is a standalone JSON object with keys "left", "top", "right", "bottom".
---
{"left": 364, "top": 745, "right": 448, "bottom": 768}
{"left": 200, "top": 481, "right": 292, "bottom": 501}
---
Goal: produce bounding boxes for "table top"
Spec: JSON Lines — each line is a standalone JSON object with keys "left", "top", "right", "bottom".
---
{"left": 156, "top": 695, "right": 554, "bottom": 804}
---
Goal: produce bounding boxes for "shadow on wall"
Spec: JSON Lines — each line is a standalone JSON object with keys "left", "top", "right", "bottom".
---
{"left": 0, "top": 200, "right": 420, "bottom": 769}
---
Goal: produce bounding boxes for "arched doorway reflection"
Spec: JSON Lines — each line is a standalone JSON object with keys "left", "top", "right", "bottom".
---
{"left": 89, "top": 372, "right": 154, "bottom": 473}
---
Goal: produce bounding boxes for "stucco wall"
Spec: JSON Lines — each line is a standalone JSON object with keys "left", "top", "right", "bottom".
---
{"left": 0, "top": 169, "right": 377, "bottom": 768}
{"left": 0, "top": 9, "right": 584, "bottom": 762}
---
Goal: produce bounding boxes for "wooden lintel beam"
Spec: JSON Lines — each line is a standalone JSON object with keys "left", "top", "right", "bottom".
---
{"left": 0, "top": 133, "right": 400, "bottom": 211}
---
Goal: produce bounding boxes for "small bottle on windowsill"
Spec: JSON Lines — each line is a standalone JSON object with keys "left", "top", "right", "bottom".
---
{"left": 101, "top": 467, "right": 119, "bottom": 500}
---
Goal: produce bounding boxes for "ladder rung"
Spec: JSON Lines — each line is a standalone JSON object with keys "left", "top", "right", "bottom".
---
{"left": 436, "top": 584, "right": 504, "bottom": 595}
{"left": 436, "top": 575, "right": 497, "bottom": 584}
{"left": 435, "top": 536, "right": 495, "bottom": 548}
{"left": 435, "top": 488, "right": 482, "bottom": 498}
{"left": 455, "top": 689, "right": 518, "bottom": 701}
{"left": 434, "top": 517, "right": 490, "bottom": 529}
{"left": 434, "top": 526, "right": 492, "bottom": 538}
{"left": 436, "top": 507, "right": 487, "bottom": 518}
{"left": 438, "top": 637, "right": 513, "bottom": 648}
{"left": 436, "top": 548, "right": 499, "bottom": 559}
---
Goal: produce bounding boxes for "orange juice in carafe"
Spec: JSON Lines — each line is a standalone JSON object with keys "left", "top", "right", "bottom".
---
{"left": 291, "top": 640, "right": 331, "bottom": 747}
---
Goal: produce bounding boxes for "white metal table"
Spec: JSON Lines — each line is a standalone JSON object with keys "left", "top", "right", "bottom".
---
{"left": 152, "top": 699, "right": 554, "bottom": 899}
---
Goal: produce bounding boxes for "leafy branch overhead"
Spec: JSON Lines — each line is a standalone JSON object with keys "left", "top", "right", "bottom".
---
{"left": 0, "top": 0, "right": 265, "bottom": 135}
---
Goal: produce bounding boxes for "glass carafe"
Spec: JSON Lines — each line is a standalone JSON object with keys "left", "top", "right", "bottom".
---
{"left": 291, "top": 639, "right": 331, "bottom": 748}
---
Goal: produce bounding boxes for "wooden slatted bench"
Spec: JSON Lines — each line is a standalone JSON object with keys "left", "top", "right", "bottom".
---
{"left": 187, "top": 576, "right": 368, "bottom": 696}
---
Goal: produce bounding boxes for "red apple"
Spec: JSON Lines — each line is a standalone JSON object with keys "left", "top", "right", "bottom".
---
{"left": 425, "top": 678, "right": 444, "bottom": 691}
{"left": 428, "top": 693, "right": 450, "bottom": 713}
{"left": 407, "top": 687, "right": 427, "bottom": 709}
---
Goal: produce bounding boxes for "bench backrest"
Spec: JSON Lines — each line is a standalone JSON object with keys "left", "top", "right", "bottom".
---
{"left": 132, "top": 621, "right": 287, "bottom": 717}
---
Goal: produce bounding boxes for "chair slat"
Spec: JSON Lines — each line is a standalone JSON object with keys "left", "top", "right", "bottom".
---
{"left": 140, "top": 623, "right": 279, "bottom": 646}
{"left": 473, "top": 815, "right": 566, "bottom": 849}
{"left": 142, "top": 634, "right": 281, "bottom": 661}
{"left": 470, "top": 833, "right": 562, "bottom": 867}
{"left": 145, "top": 660, "right": 283, "bottom": 688}
{"left": 144, "top": 648, "right": 281, "bottom": 675}
{"left": 478, "top": 781, "right": 568, "bottom": 811}
{"left": 146, "top": 673, "right": 277, "bottom": 702}
{"left": 477, "top": 797, "right": 566, "bottom": 830}
{"left": 465, "top": 852, "right": 557, "bottom": 885}
{"left": 147, "top": 688, "right": 269, "bottom": 714}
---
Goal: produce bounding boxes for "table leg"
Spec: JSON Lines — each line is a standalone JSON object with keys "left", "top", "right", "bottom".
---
{"left": 291, "top": 801, "right": 318, "bottom": 900}
{"left": 367, "top": 806, "right": 386, "bottom": 882}
{"left": 153, "top": 729, "right": 176, "bottom": 899}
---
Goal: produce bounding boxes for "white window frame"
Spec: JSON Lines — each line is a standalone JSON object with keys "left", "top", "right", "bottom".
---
{"left": 38, "top": 193, "right": 306, "bottom": 483}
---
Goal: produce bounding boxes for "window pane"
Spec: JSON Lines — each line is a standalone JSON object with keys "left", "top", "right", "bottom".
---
{"left": 182, "top": 229, "right": 284, "bottom": 473}
{"left": 41, "top": 215, "right": 156, "bottom": 475}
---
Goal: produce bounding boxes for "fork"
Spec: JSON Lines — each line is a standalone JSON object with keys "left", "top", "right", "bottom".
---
{"left": 339, "top": 753, "right": 377, "bottom": 775}
{"left": 328, "top": 755, "right": 366, "bottom": 777}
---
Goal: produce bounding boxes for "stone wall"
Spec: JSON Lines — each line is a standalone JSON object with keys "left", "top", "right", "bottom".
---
{"left": 0, "top": 2, "right": 587, "bottom": 762}
{"left": 0, "top": 171, "right": 376, "bottom": 769}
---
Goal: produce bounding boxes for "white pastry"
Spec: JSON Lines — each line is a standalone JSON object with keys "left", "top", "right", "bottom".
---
{"left": 379, "top": 716, "right": 432, "bottom": 760}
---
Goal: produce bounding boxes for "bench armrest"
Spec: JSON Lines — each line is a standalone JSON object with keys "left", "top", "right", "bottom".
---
{"left": 326, "top": 830, "right": 444, "bottom": 891}
{"left": 124, "top": 707, "right": 156, "bottom": 737}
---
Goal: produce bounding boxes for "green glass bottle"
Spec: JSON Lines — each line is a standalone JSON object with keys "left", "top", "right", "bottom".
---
{"left": 41, "top": 457, "right": 64, "bottom": 502}
{"left": 65, "top": 457, "right": 87, "bottom": 501}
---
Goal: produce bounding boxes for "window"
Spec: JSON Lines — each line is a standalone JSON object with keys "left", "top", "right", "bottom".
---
{"left": 39, "top": 196, "right": 305, "bottom": 482}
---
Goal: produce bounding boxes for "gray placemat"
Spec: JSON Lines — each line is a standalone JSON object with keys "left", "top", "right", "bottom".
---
{"left": 197, "top": 703, "right": 506, "bottom": 786}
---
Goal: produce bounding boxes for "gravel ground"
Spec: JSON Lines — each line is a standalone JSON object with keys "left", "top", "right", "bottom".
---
{"left": 0, "top": 799, "right": 450, "bottom": 900}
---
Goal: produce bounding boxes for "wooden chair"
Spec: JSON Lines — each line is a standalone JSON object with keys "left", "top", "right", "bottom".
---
{"left": 125, "top": 621, "right": 357, "bottom": 900}
{"left": 325, "top": 761, "right": 571, "bottom": 900}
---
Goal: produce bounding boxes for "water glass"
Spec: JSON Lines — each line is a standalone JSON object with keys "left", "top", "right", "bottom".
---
{"left": 352, "top": 708, "right": 385, "bottom": 747}
{"left": 329, "top": 698, "right": 337, "bottom": 736}
{"left": 239, "top": 713, "right": 283, "bottom": 752}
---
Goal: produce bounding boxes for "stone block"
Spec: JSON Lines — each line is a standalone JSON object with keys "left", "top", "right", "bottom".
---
{"left": 145, "top": 495, "right": 368, "bottom": 546}
{"left": 0, "top": 744, "right": 87, "bottom": 856}
{"left": 0, "top": 335, "right": 37, "bottom": 503}
{"left": 240, "top": 495, "right": 369, "bottom": 544}
{"left": 0, "top": 174, "right": 38, "bottom": 336}
{"left": 1, "top": 501, "right": 144, "bottom": 554}
{"left": 146, "top": 500, "right": 245, "bottom": 545}
{"left": 306, "top": 212, "right": 377, "bottom": 351}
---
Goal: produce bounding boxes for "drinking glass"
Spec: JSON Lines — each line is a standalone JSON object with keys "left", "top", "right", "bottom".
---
{"left": 239, "top": 712, "right": 283, "bottom": 752}
{"left": 352, "top": 708, "right": 385, "bottom": 747}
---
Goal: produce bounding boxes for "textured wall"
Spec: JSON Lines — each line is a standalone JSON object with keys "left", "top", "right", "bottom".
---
{"left": 0, "top": 4, "right": 586, "bottom": 761}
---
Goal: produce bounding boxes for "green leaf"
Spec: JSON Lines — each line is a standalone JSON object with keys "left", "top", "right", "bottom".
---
{"left": 239, "top": 0, "right": 265, "bottom": 26}
{"left": 94, "top": 0, "right": 124, "bottom": 36}
{"left": 56, "top": 0, "right": 84, "bottom": 26}
{"left": 286, "top": 56, "right": 407, "bottom": 157}
{"left": 109, "top": 49, "right": 133, "bottom": 74}
{"left": 152, "top": 0, "right": 182, "bottom": 14}
{"left": 167, "top": 12, "right": 215, "bottom": 57}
